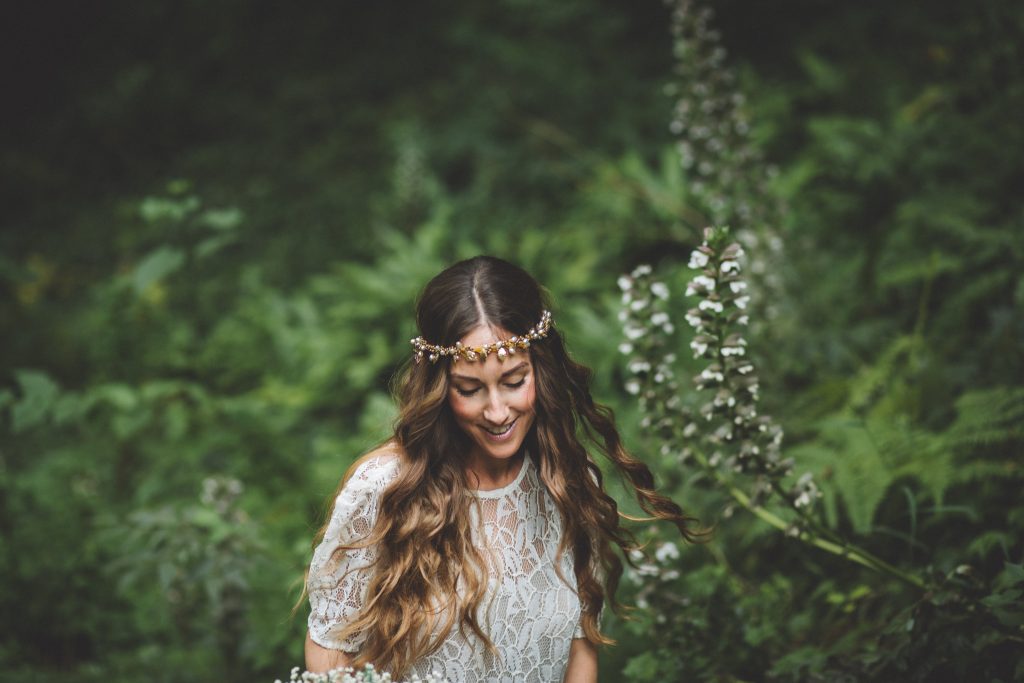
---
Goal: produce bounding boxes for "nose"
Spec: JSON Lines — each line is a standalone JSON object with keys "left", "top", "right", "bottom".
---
{"left": 482, "top": 393, "right": 510, "bottom": 425}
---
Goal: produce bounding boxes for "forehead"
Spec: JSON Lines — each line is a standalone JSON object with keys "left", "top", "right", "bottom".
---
{"left": 461, "top": 324, "right": 511, "bottom": 348}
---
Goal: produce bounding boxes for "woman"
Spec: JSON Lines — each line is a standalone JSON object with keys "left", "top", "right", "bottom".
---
{"left": 303, "top": 256, "right": 698, "bottom": 682}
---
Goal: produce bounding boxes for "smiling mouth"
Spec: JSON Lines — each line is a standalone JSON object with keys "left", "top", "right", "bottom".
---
{"left": 483, "top": 418, "right": 517, "bottom": 436}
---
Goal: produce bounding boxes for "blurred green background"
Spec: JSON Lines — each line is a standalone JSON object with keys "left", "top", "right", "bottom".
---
{"left": 1, "top": 0, "right": 1022, "bottom": 681}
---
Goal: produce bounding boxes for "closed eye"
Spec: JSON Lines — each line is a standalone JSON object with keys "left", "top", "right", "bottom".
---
{"left": 453, "top": 378, "right": 525, "bottom": 397}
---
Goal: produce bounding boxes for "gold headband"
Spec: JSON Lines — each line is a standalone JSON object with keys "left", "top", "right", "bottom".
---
{"left": 411, "top": 310, "right": 553, "bottom": 363}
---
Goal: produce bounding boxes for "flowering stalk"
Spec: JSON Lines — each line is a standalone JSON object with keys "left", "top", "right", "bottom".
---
{"left": 619, "top": 228, "right": 927, "bottom": 590}
{"left": 665, "top": 0, "right": 786, "bottom": 326}
{"left": 667, "top": 0, "right": 754, "bottom": 227}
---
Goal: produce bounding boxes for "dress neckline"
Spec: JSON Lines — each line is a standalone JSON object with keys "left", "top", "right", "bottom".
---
{"left": 470, "top": 454, "right": 531, "bottom": 499}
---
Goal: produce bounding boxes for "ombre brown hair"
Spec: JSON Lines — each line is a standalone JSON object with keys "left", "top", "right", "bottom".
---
{"left": 303, "top": 256, "right": 701, "bottom": 678}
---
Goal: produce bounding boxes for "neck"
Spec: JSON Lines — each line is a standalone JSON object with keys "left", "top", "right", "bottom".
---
{"left": 465, "top": 450, "right": 525, "bottom": 491}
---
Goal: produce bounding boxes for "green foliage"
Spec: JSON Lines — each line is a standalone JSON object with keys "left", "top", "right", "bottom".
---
{"left": 1, "top": 0, "right": 1022, "bottom": 681}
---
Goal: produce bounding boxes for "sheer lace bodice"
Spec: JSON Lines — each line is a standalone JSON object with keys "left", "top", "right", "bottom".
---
{"left": 307, "top": 453, "right": 584, "bottom": 683}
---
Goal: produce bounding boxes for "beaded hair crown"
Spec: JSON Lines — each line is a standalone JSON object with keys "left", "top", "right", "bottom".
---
{"left": 411, "top": 310, "right": 553, "bottom": 364}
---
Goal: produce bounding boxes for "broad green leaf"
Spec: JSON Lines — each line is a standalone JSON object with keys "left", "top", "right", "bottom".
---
{"left": 139, "top": 195, "right": 199, "bottom": 223}
{"left": 11, "top": 369, "right": 59, "bottom": 432}
{"left": 133, "top": 246, "right": 186, "bottom": 294}
{"left": 199, "top": 207, "right": 243, "bottom": 231}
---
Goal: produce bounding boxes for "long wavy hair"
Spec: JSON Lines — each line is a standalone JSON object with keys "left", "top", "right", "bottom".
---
{"left": 304, "top": 256, "right": 702, "bottom": 678}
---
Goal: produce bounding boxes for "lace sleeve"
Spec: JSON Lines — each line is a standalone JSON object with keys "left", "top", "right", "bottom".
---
{"left": 307, "top": 455, "right": 400, "bottom": 652}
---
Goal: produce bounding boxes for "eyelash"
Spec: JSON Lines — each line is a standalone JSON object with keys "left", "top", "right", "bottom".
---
{"left": 455, "top": 378, "right": 526, "bottom": 397}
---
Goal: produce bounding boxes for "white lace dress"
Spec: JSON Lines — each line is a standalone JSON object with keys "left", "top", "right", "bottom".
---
{"left": 307, "top": 453, "right": 585, "bottom": 683}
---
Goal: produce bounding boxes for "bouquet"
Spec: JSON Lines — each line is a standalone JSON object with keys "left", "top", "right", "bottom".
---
{"left": 276, "top": 664, "right": 447, "bottom": 683}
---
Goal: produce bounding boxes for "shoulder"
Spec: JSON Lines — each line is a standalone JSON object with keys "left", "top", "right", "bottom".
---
{"left": 317, "top": 444, "right": 403, "bottom": 548}
{"left": 343, "top": 443, "right": 402, "bottom": 489}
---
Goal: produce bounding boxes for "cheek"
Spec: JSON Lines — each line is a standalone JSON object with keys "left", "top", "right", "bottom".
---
{"left": 520, "top": 378, "right": 538, "bottom": 413}
{"left": 448, "top": 391, "right": 477, "bottom": 423}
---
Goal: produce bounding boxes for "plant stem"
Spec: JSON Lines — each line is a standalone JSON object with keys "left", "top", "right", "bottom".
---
{"left": 691, "top": 448, "right": 928, "bottom": 590}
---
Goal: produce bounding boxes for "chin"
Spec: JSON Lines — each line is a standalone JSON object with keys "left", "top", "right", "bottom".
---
{"left": 474, "top": 436, "right": 526, "bottom": 461}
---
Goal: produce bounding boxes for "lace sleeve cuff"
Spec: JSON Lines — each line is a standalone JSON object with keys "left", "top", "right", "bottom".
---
{"left": 573, "top": 619, "right": 585, "bottom": 639}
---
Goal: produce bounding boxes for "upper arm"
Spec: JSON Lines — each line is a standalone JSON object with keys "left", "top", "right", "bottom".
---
{"left": 563, "top": 637, "right": 598, "bottom": 683}
{"left": 306, "top": 454, "right": 399, "bottom": 654}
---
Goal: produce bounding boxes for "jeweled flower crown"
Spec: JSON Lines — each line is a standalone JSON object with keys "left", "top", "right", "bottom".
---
{"left": 411, "top": 310, "right": 553, "bottom": 363}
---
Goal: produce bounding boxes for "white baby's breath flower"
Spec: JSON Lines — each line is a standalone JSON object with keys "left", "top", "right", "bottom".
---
{"left": 729, "top": 281, "right": 747, "bottom": 293}
{"left": 624, "top": 325, "right": 645, "bottom": 340}
{"left": 685, "top": 312, "right": 702, "bottom": 328}
{"left": 688, "top": 250, "right": 710, "bottom": 269}
{"left": 690, "top": 340, "right": 708, "bottom": 357}
{"left": 630, "top": 298, "right": 649, "bottom": 311}
{"left": 637, "top": 562, "right": 659, "bottom": 576}
{"left": 698, "top": 299, "right": 724, "bottom": 313}
{"left": 628, "top": 360, "right": 652, "bottom": 374}
{"left": 625, "top": 380, "right": 641, "bottom": 395}
{"left": 650, "top": 282, "right": 670, "bottom": 300}
{"left": 700, "top": 368, "right": 724, "bottom": 382}
{"left": 734, "top": 295, "right": 750, "bottom": 309}
{"left": 655, "top": 541, "right": 681, "bottom": 563}
{"left": 686, "top": 276, "right": 715, "bottom": 297}
{"left": 632, "top": 264, "right": 653, "bottom": 277}
{"left": 651, "top": 312, "right": 670, "bottom": 326}
{"left": 618, "top": 342, "right": 633, "bottom": 355}
{"left": 617, "top": 275, "right": 632, "bottom": 292}
{"left": 721, "top": 260, "right": 739, "bottom": 273}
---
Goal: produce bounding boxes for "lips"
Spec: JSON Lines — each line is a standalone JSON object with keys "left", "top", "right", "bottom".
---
{"left": 481, "top": 417, "right": 518, "bottom": 441}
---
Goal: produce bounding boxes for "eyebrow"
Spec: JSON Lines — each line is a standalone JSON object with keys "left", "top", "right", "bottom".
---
{"left": 450, "top": 361, "right": 529, "bottom": 383}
